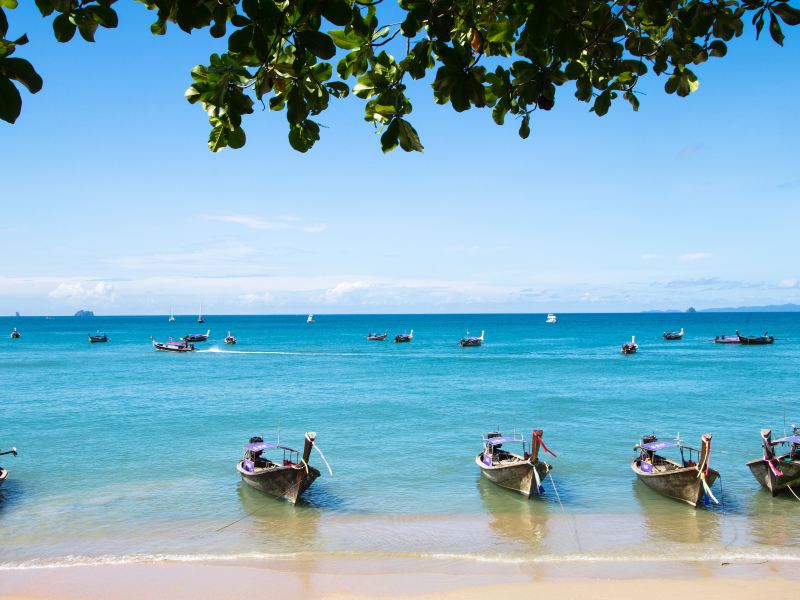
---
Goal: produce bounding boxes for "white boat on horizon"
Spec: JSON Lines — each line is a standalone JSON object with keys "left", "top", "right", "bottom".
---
{"left": 307, "top": 314, "right": 315, "bottom": 324}
{"left": 198, "top": 303, "right": 204, "bottom": 324}
{"left": 546, "top": 313, "right": 557, "bottom": 324}
{"left": 168, "top": 306, "right": 175, "bottom": 322}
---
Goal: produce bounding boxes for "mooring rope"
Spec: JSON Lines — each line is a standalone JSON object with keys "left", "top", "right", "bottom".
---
{"left": 548, "top": 471, "right": 582, "bottom": 553}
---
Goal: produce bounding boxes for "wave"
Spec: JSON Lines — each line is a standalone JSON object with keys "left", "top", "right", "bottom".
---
{"left": 3, "top": 548, "right": 800, "bottom": 571}
{"left": 197, "top": 347, "right": 362, "bottom": 357}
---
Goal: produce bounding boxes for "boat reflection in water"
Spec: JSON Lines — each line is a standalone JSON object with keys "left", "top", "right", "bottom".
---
{"left": 476, "top": 477, "right": 550, "bottom": 550}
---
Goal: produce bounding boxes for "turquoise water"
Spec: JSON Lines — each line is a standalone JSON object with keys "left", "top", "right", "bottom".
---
{"left": 1, "top": 313, "right": 799, "bottom": 568}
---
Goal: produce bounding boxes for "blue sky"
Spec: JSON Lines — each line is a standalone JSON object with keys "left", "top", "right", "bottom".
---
{"left": 2, "top": 2, "right": 799, "bottom": 315}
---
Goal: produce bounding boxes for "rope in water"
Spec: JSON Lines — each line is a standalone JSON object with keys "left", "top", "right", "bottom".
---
{"left": 548, "top": 471, "right": 582, "bottom": 553}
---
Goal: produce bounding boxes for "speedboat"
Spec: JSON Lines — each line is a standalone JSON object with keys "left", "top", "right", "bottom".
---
{"left": 10, "top": 328, "right": 20, "bottom": 339}
{"left": 367, "top": 332, "right": 388, "bottom": 341}
{"left": 394, "top": 330, "right": 413, "bottom": 343}
{"left": 184, "top": 330, "right": 210, "bottom": 343}
{"left": 88, "top": 332, "right": 109, "bottom": 343}
{"left": 632, "top": 434, "right": 719, "bottom": 507}
{"left": 663, "top": 328, "right": 684, "bottom": 340}
{"left": 0, "top": 446, "right": 18, "bottom": 487}
{"left": 747, "top": 426, "right": 800, "bottom": 497}
{"left": 459, "top": 330, "right": 485, "bottom": 347}
{"left": 621, "top": 336, "right": 638, "bottom": 354}
{"left": 307, "top": 314, "right": 315, "bottom": 324}
{"left": 225, "top": 331, "right": 237, "bottom": 345}
{"left": 546, "top": 313, "right": 557, "bottom": 324}
{"left": 236, "top": 433, "right": 329, "bottom": 504}
{"left": 151, "top": 337, "right": 195, "bottom": 352}
{"left": 476, "top": 430, "right": 555, "bottom": 498}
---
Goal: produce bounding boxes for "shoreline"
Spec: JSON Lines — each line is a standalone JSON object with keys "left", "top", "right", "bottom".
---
{"left": 1, "top": 557, "right": 799, "bottom": 600}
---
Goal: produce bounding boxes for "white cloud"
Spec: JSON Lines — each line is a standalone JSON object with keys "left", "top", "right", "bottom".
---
{"left": 779, "top": 279, "right": 798, "bottom": 289}
{"left": 203, "top": 214, "right": 327, "bottom": 234}
{"left": 679, "top": 252, "right": 712, "bottom": 262}
{"left": 324, "top": 281, "right": 371, "bottom": 300}
{"left": 48, "top": 282, "right": 116, "bottom": 303}
{"left": 239, "top": 292, "right": 273, "bottom": 304}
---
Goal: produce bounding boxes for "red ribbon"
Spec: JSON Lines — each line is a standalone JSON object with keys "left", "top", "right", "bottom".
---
{"left": 532, "top": 431, "right": 557, "bottom": 457}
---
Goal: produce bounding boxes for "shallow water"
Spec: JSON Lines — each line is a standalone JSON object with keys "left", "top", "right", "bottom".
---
{"left": 1, "top": 313, "right": 798, "bottom": 567}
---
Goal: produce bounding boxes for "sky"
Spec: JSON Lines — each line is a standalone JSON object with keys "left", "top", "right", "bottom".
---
{"left": 2, "top": 2, "right": 800, "bottom": 315}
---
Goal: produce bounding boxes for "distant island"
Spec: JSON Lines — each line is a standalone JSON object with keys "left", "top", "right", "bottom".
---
{"left": 73, "top": 310, "right": 95, "bottom": 317}
{"left": 644, "top": 303, "right": 800, "bottom": 313}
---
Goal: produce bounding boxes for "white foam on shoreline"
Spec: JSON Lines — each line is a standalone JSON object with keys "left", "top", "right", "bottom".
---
{"left": 2, "top": 549, "right": 800, "bottom": 571}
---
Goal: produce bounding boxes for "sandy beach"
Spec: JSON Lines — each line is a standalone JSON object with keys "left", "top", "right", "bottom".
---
{"left": 1, "top": 558, "right": 798, "bottom": 600}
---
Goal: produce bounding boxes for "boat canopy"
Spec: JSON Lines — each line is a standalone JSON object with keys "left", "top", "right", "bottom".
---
{"left": 486, "top": 437, "right": 524, "bottom": 446}
{"left": 640, "top": 440, "right": 676, "bottom": 451}
{"left": 775, "top": 436, "right": 800, "bottom": 445}
{"left": 244, "top": 442, "right": 278, "bottom": 452}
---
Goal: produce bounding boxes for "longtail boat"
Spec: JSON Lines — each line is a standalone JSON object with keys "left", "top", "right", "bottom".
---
{"left": 746, "top": 427, "right": 800, "bottom": 497}
{"left": 739, "top": 332, "right": 774, "bottom": 345}
{"left": 151, "top": 337, "right": 195, "bottom": 352}
{"left": 476, "top": 430, "right": 556, "bottom": 498}
{"left": 10, "top": 328, "right": 20, "bottom": 339}
{"left": 394, "top": 330, "right": 413, "bottom": 343}
{"left": 621, "top": 335, "right": 638, "bottom": 354}
{"left": 0, "top": 446, "right": 17, "bottom": 487}
{"left": 663, "top": 328, "right": 684, "bottom": 340}
{"left": 632, "top": 434, "right": 719, "bottom": 507}
{"left": 459, "top": 330, "right": 485, "bottom": 347}
{"left": 367, "top": 332, "right": 388, "bottom": 341}
{"left": 225, "top": 331, "right": 237, "bottom": 345}
{"left": 236, "top": 433, "right": 329, "bottom": 504}
{"left": 184, "top": 329, "right": 210, "bottom": 343}
{"left": 714, "top": 332, "right": 741, "bottom": 344}
{"left": 88, "top": 332, "right": 109, "bottom": 343}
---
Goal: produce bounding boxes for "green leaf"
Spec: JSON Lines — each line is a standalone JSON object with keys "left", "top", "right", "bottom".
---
{"left": 380, "top": 117, "right": 399, "bottom": 152}
{"left": 150, "top": 20, "right": 166, "bottom": 35}
{"left": 296, "top": 30, "right": 336, "bottom": 60}
{"left": 53, "top": 13, "right": 76, "bottom": 43}
{"left": 34, "top": 0, "right": 56, "bottom": 17}
{"left": 773, "top": 3, "right": 800, "bottom": 26}
{"left": 322, "top": 0, "right": 351, "bottom": 27}
{"left": 0, "top": 74, "right": 22, "bottom": 123}
{"left": 288, "top": 120, "right": 320, "bottom": 152}
{"left": 518, "top": 114, "right": 530, "bottom": 139}
{"left": 329, "top": 29, "right": 362, "bottom": 50}
{"left": 86, "top": 5, "right": 118, "bottom": 28}
{"left": 3, "top": 58, "right": 43, "bottom": 93}
{"left": 769, "top": 11, "right": 785, "bottom": 46}
{"left": 228, "top": 126, "right": 246, "bottom": 149}
{"left": 593, "top": 89, "right": 611, "bottom": 115}
{"left": 396, "top": 118, "right": 423, "bottom": 152}
{"left": 208, "top": 125, "right": 228, "bottom": 152}
{"left": 78, "top": 18, "right": 99, "bottom": 42}
{"left": 0, "top": 0, "right": 18, "bottom": 9}
{"left": 708, "top": 40, "right": 727, "bottom": 57}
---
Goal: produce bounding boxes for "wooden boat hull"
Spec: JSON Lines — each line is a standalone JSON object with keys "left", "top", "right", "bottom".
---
{"left": 714, "top": 337, "right": 740, "bottom": 344}
{"left": 237, "top": 461, "right": 320, "bottom": 504}
{"left": 460, "top": 340, "right": 482, "bottom": 347}
{"left": 0, "top": 468, "right": 6, "bottom": 487}
{"left": 739, "top": 337, "right": 774, "bottom": 345}
{"left": 152, "top": 342, "right": 194, "bottom": 353}
{"left": 225, "top": 339, "right": 236, "bottom": 345}
{"left": 475, "top": 453, "right": 550, "bottom": 498}
{"left": 746, "top": 458, "right": 800, "bottom": 496}
{"left": 89, "top": 337, "right": 108, "bottom": 343}
{"left": 663, "top": 334, "right": 683, "bottom": 340}
{"left": 632, "top": 459, "right": 718, "bottom": 507}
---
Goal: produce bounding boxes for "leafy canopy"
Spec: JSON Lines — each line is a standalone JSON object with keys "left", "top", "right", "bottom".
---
{"left": 2, "top": 0, "right": 798, "bottom": 152}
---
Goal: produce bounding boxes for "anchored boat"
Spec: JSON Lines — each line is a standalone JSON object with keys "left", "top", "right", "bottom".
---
{"left": 10, "top": 328, "right": 20, "bottom": 339}
{"left": 663, "top": 328, "right": 684, "bottom": 340}
{"left": 307, "top": 314, "right": 315, "bottom": 324}
{"left": 459, "top": 330, "right": 485, "bottom": 347}
{"left": 621, "top": 336, "right": 638, "bottom": 354}
{"left": 739, "top": 331, "right": 774, "bottom": 345}
{"left": 632, "top": 434, "right": 719, "bottom": 507}
{"left": 0, "top": 446, "right": 17, "bottom": 487}
{"left": 184, "top": 330, "right": 210, "bottom": 343}
{"left": 476, "top": 430, "right": 555, "bottom": 498}
{"left": 746, "top": 427, "right": 800, "bottom": 497}
{"left": 367, "top": 332, "right": 388, "bottom": 341}
{"left": 714, "top": 332, "right": 741, "bottom": 344}
{"left": 225, "top": 331, "right": 237, "bottom": 345}
{"left": 88, "top": 332, "right": 109, "bottom": 343}
{"left": 236, "top": 433, "right": 329, "bottom": 504}
{"left": 394, "top": 330, "right": 413, "bottom": 343}
{"left": 545, "top": 313, "right": 557, "bottom": 324}
{"left": 151, "top": 337, "right": 195, "bottom": 352}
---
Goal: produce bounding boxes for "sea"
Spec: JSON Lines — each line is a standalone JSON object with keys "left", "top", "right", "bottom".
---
{"left": 1, "top": 313, "right": 799, "bottom": 570}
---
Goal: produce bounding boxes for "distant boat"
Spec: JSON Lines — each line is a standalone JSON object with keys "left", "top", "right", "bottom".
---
{"left": 367, "top": 332, "right": 388, "bottom": 341}
{"left": 714, "top": 332, "right": 741, "bottom": 344}
{"left": 307, "top": 314, "right": 315, "bottom": 324}
{"left": 236, "top": 433, "right": 326, "bottom": 504}
{"left": 184, "top": 330, "right": 210, "bottom": 343}
{"left": 663, "top": 328, "right": 684, "bottom": 340}
{"left": 747, "top": 427, "right": 800, "bottom": 497}
{"left": 197, "top": 303, "right": 204, "bottom": 324}
{"left": 394, "top": 330, "right": 413, "bottom": 343}
{"left": 546, "top": 313, "right": 557, "bottom": 324}
{"left": 476, "top": 430, "right": 555, "bottom": 498}
{"left": 14, "top": 312, "right": 19, "bottom": 317}
{"left": 10, "top": 328, "right": 20, "bottom": 339}
{"left": 151, "top": 337, "right": 195, "bottom": 352}
{"left": 0, "top": 446, "right": 18, "bottom": 488}
{"left": 459, "top": 330, "right": 485, "bottom": 347}
{"left": 169, "top": 306, "right": 175, "bottom": 322}
{"left": 225, "top": 331, "right": 237, "bottom": 345}
{"left": 621, "top": 335, "right": 638, "bottom": 354}
{"left": 88, "top": 332, "right": 109, "bottom": 343}
{"left": 632, "top": 433, "right": 719, "bottom": 507}
{"left": 739, "top": 331, "right": 774, "bottom": 345}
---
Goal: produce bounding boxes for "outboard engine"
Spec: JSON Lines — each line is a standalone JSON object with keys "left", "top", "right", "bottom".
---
{"left": 249, "top": 436, "right": 264, "bottom": 444}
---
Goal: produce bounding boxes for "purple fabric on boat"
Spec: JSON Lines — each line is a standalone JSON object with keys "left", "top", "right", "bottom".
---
{"left": 482, "top": 454, "right": 492, "bottom": 466}
{"left": 640, "top": 461, "right": 653, "bottom": 472}
{"left": 776, "top": 436, "right": 800, "bottom": 445}
{"left": 640, "top": 441, "right": 676, "bottom": 451}
{"left": 487, "top": 437, "right": 523, "bottom": 445}
{"left": 243, "top": 460, "right": 254, "bottom": 473}
{"left": 244, "top": 442, "right": 278, "bottom": 451}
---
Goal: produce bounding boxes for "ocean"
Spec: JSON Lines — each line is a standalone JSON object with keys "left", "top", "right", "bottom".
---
{"left": 1, "top": 313, "right": 798, "bottom": 569}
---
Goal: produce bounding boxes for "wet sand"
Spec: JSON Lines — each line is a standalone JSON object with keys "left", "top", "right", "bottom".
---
{"left": 1, "top": 558, "right": 797, "bottom": 600}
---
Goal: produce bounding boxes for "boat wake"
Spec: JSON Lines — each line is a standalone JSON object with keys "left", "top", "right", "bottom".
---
{"left": 197, "top": 347, "right": 362, "bottom": 357}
